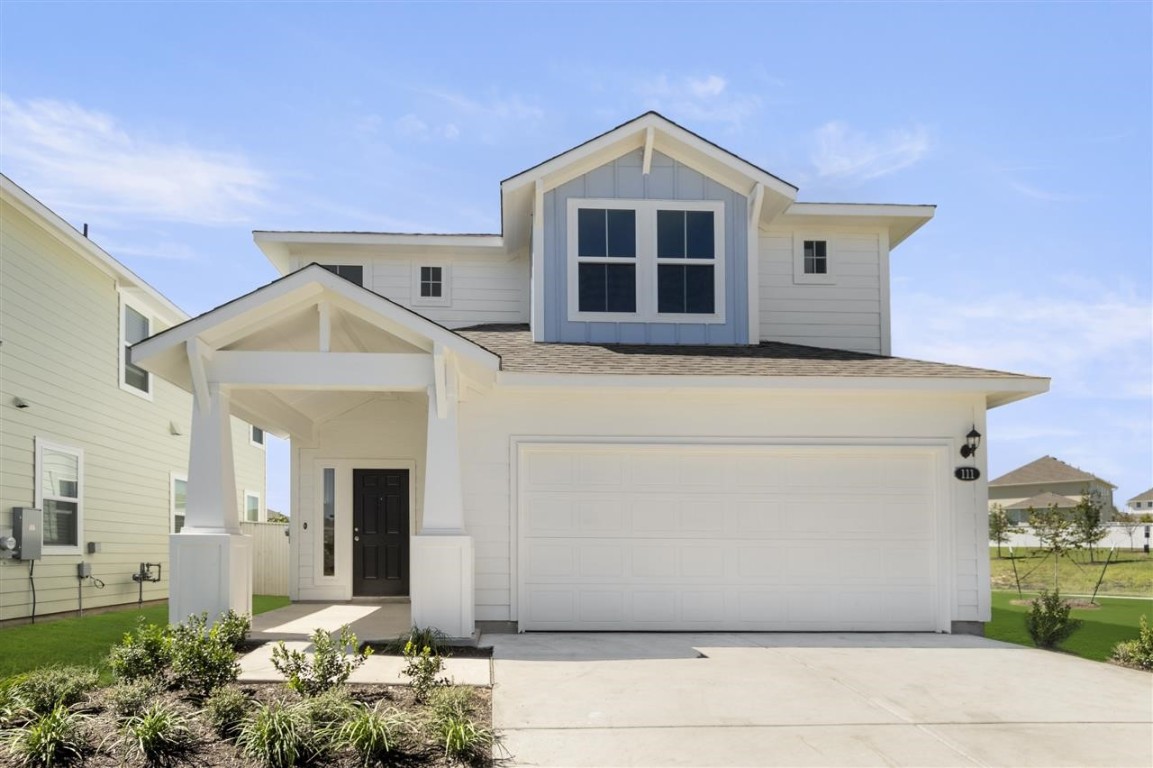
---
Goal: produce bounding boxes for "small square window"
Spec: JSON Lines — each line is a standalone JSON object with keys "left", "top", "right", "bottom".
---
{"left": 250, "top": 425, "right": 265, "bottom": 447}
{"left": 804, "top": 240, "right": 827, "bottom": 275}
{"left": 420, "top": 266, "right": 443, "bottom": 298}
{"left": 244, "top": 492, "right": 261, "bottom": 523}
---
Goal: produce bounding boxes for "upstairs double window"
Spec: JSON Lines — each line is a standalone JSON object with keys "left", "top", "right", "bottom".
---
{"left": 568, "top": 199, "right": 724, "bottom": 323}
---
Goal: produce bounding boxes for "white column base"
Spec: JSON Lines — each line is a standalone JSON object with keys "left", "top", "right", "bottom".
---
{"left": 169, "top": 532, "right": 252, "bottom": 626}
{"left": 410, "top": 534, "right": 474, "bottom": 638}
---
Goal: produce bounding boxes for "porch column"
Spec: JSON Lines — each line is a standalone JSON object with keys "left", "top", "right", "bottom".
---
{"left": 411, "top": 367, "right": 474, "bottom": 638}
{"left": 170, "top": 382, "right": 252, "bottom": 626}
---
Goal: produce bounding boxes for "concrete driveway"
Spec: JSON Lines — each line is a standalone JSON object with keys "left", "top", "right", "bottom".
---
{"left": 485, "top": 632, "right": 1152, "bottom": 767}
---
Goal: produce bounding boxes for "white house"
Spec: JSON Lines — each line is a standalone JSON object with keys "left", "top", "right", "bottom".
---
{"left": 133, "top": 112, "right": 1048, "bottom": 636}
{"left": 988, "top": 455, "right": 1117, "bottom": 524}
{"left": 0, "top": 175, "right": 266, "bottom": 622}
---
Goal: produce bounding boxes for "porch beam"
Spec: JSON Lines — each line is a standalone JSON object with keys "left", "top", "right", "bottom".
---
{"left": 186, "top": 338, "right": 212, "bottom": 412}
{"left": 206, "top": 351, "right": 433, "bottom": 390}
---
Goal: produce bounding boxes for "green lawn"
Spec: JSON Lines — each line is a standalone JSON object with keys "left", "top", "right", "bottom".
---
{"left": 989, "top": 546, "right": 1152, "bottom": 597}
{"left": 986, "top": 590, "right": 1152, "bottom": 662}
{"left": 0, "top": 595, "right": 289, "bottom": 680}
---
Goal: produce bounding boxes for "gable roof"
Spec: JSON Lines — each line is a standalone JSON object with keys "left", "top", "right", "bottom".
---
{"left": 989, "top": 456, "right": 1116, "bottom": 489}
{"left": 1004, "top": 492, "right": 1079, "bottom": 511}
{"left": 1128, "top": 487, "right": 1153, "bottom": 505}
{"left": 455, "top": 325, "right": 1048, "bottom": 406}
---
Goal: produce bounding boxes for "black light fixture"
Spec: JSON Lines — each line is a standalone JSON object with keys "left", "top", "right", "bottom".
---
{"left": 960, "top": 427, "right": 981, "bottom": 459}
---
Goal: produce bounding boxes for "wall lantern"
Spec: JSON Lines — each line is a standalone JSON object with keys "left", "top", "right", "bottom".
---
{"left": 959, "top": 427, "right": 981, "bottom": 459}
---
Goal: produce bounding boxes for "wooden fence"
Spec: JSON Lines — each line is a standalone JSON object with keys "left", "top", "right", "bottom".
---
{"left": 240, "top": 521, "right": 289, "bottom": 596}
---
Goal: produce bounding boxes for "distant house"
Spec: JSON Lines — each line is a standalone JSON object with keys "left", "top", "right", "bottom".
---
{"left": 0, "top": 175, "right": 266, "bottom": 623}
{"left": 1127, "top": 487, "right": 1153, "bottom": 515}
{"left": 989, "top": 456, "right": 1116, "bottom": 524}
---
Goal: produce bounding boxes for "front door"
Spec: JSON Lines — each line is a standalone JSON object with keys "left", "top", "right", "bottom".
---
{"left": 352, "top": 469, "right": 409, "bottom": 596}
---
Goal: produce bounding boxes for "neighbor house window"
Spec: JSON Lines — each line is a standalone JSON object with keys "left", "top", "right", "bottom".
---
{"left": 120, "top": 298, "right": 151, "bottom": 396}
{"left": 803, "top": 240, "right": 827, "bottom": 275}
{"left": 244, "top": 491, "right": 261, "bottom": 523}
{"left": 568, "top": 199, "right": 724, "bottom": 322}
{"left": 250, "top": 425, "right": 265, "bottom": 448}
{"left": 35, "top": 438, "right": 83, "bottom": 551}
{"left": 321, "top": 264, "right": 364, "bottom": 286}
{"left": 171, "top": 474, "right": 187, "bottom": 533}
{"left": 322, "top": 467, "right": 335, "bottom": 577}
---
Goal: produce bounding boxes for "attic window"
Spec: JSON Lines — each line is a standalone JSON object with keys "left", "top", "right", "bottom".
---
{"left": 803, "top": 240, "right": 827, "bottom": 274}
{"left": 793, "top": 234, "right": 836, "bottom": 285}
{"left": 321, "top": 264, "right": 364, "bottom": 286}
{"left": 412, "top": 264, "right": 451, "bottom": 307}
{"left": 420, "top": 266, "right": 443, "bottom": 298}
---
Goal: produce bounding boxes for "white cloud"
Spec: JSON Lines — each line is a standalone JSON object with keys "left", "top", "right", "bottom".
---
{"left": 392, "top": 112, "right": 461, "bottom": 142}
{"left": 811, "top": 121, "right": 930, "bottom": 183}
{"left": 635, "top": 73, "right": 761, "bottom": 129}
{"left": 893, "top": 288, "right": 1152, "bottom": 399}
{"left": 0, "top": 95, "right": 270, "bottom": 225}
{"left": 396, "top": 90, "right": 544, "bottom": 143}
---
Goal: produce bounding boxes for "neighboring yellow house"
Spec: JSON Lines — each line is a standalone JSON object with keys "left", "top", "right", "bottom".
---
{"left": 988, "top": 455, "right": 1116, "bottom": 524}
{"left": 1127, "top": 487, "right": 1153, "bottom": 515}
{"left": 0, "top": 175, "right": 266, "bottom": 622}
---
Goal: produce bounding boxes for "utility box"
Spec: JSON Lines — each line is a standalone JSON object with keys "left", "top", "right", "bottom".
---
{"left": 12, "top": 507, "right": 43, "bottom": 560}
{"left": 77, "top": 562, "right": 92, "bottom": 579}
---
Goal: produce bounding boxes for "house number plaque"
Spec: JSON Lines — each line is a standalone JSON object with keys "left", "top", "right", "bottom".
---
{"left": 954, "top": 467, "right": 981, "bottom": 481}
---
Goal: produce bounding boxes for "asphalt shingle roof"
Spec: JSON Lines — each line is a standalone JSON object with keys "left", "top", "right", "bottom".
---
{"left": 455, "top": 324, "right": 1035, "bottom": 379}
{"left": 1004, "top": 492, "right": 1078, "bottom": 510}
{"left": 1128, "top": 487, "right": 1153, "bottom": 504}
{"left": 989, "top": 456, "right": 1114, "bottom": 488}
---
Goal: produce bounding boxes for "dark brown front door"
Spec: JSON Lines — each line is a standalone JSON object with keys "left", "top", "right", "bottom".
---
{"left": 352, "top": 469, "right": 409, "bottom": 596}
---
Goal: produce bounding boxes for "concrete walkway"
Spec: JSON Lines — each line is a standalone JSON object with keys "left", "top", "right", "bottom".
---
{"left": 238, "top": 641, "right": 491, "bottom": 687}
{"left": 486, "top": 632, "right": 1153, "bottom": 767}
{"left": 249, "top": 600, "right": 412, "bottom": 643}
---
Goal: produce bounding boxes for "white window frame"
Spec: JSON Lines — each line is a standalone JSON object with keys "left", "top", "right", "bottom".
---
{"left": 249, "top": 425, "right": 265, "bottom": 449}
{"left": 793, "top": 233, "right": 837, "bottom": 285}
{"left": 34, "top": 437, "right": 84, "bottom": 555}
{"left": 566, "top": 198, "right": 726, "bottom": 324}
{"left": 411, "top": 263, "right": 452, "bottom": 307}
{"left": 119, "top": 293, "right": 154, "bottom": 399}
{"left": 170, "top": 472, "right": 187, "bottom": 533}
{"left": 243, "top": 490, "right": 262, "bottom": 523}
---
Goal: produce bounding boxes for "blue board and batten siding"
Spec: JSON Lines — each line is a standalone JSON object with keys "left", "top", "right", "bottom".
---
{"left": 542, "top": 149, "right": 749, "bottom": 345}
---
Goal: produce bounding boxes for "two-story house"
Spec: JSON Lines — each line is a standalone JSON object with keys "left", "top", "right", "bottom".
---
{"left": 133, "top": 113, "right": 1048, "bottom": 636}
{"left": 0, "top": 175, "right": 267, "bottom": 623}
{"left": 988, "top": 455, "right": 1117, "bottom": 524}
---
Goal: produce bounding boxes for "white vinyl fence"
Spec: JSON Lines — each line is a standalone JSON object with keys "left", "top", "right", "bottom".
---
{"left": 241, "top": 521, "right": 290, "bottom": 596}
{"left": 1002, "top": 522, "right": 1152, "bottom": 553}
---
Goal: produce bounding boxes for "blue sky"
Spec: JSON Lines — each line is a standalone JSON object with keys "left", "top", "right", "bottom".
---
{"left": 3, "top": 2, "right": 1149, "bottom": 513}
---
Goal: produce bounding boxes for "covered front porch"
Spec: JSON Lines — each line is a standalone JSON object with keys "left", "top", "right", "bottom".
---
{"left": 131, "top": 265, "right": 499, "bottom": 637}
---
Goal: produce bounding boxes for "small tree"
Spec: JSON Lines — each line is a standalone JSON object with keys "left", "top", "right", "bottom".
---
{"left": 1071, "top": 490, "right": 1108, "bottom": 563}
{"left": 1115, "top": 513, "right": 1141, "bottom": 552}
{"left": 1028, "top": 503, "right": 1077, "bottom": 590}
{"left": 988, "top": 504, "right": 1017, "bottom": 558}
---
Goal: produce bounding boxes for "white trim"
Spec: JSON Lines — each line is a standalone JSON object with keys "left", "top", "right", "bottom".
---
{"left": 243, "top": 489, "right": 263, "bottom": 523}
{"left": 170, "top": 472, "right": 188, "bottom": 534}
{"left": 207, "top": 351, "right": 434, "bottom": 391}
{"left": 642, "top": 126, "right": 655, "bottom": 175}
{"left": 792, "top": 233, "right": 836, "bottom": 285}
{"left": 304, "top": 457, "right": 417, "bottom": 599}
{"left": 879, "top": 228, "right": 893, "bottom": 356}
{"left": 747, "top": 183, "right": 765, "bottom": 344}
{"left": 249, "top": 424, "right": 266, "bottom": 449}
{"left": 565, "top": 198, "right": 726, "bottom": 324}
{"left": 33, "top": 437, "right": 84, "bottom": 555}
{"left": 512, "top": 436, "right": 954, "bottom": 633}
{"left": 410, "top": 263, "right": 452, "bottom": 307}
{"left": 531, "top": 179, "right": 545, "bottom": 342}
{"left": 120, "top": 292, "right": 154, "bottom": 400}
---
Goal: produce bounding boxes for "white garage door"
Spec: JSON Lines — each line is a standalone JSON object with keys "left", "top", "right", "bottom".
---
{"left": 519, "top": 444, "right": 942, "bottom": 631}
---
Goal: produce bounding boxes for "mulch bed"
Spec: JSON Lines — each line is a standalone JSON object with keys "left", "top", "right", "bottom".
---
{"left": 364, "top": 644, "right": 494, "bottom": 659}
{"left": 67, "top": 682, "right": 494, "bottom": 767}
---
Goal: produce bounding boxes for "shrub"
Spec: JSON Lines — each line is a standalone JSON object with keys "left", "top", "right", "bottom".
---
{"left": 335, "top": 703, "right": 407, "bottom": 767}
{"left": 299, "top": 687, "right": 359, "bottom": 733}
{"left": 236, "top": 702, "right": 316, "bottom": 768}
{"left": 3, "top": 705, "right": 88, "bottom": 767}
{"left": 0, "top": 680, "right": 31, "bottom": 729}
{"left": 270, "top": 626, "right": 373, "bottom": 697}
{"left": 1111, "top": 615, "right": 1153, "bottom": 670}
{"left": 428, "top": 685, "right": 476, "bottom": 719}
{"left": 169, "top": 613, "right": 240, "bottom": 697}
{"left": 214, "top": 610, "right": 252, "bottom": 651}
{"left": 400, "top": 641, "right": 447, "bottom": 702}
{"left": 432, "top": 711, "right": 493, "bottom": 764}
{"left": 109, "top": 618, "right": 172, "bottom": 683}
{"left": 103, "top": 679, "right": 160, "bottom": 720}
{"left": 7, "top": 667, "right": 99, "bottom": 716}
{"left": 117, "top": 702, "right": 194, "bottom": 766}
{"left": 203, "top": 685, "right": 251, "bottom": 739}
{"left": 384, "top": 625, "right": 448, "bottom": 655}
{"left": 1026, "top": 589, "right": 1081, "bottom": 649}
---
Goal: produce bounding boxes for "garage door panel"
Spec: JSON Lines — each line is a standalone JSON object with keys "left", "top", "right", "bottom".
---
{"left": 521, "top": 445, "right": 940, "bottom": 631}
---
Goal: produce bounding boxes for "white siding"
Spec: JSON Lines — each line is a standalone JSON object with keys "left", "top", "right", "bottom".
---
{"left": 290, "top": 253, "right": 530, "bottom": 329}
{"left": 0, "top": 197, "right": 265, "bottom": 621}
{"left": 459, "top": 387, "right": 989, "bottom": 627}
{"left": 758, "top": 227, "right": 887, "bottom": 354}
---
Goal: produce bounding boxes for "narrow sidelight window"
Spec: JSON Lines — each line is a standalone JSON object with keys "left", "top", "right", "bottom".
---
{"left": 322, "top": 468, "right": 335, "bottom": 577}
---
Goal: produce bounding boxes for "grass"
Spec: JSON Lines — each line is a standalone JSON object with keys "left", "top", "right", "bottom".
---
{"left": 0, "top": 595, "right": 289, "bottom": 680}
{"left": 989, "top": 546, "right": 1152, "bottom": 597}
{"left": 986, "top": 590, "right": 1153, "bottom": 662}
